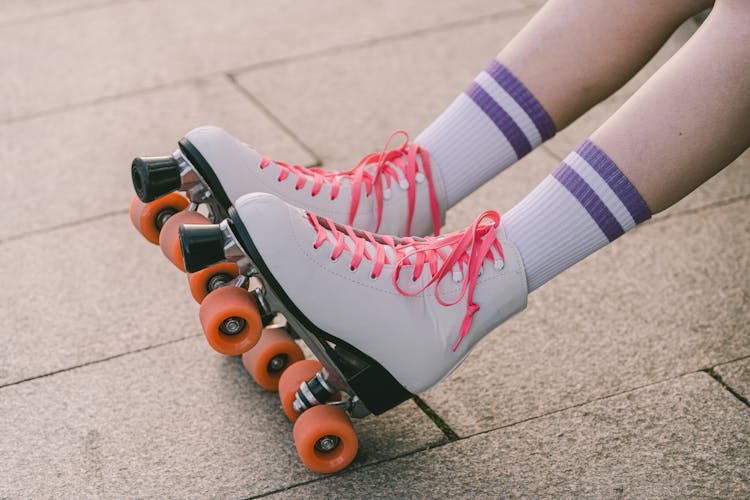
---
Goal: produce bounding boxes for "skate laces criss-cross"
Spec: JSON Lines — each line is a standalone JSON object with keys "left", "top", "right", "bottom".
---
{"left": 308, "top": 211, "right": 505, "bottom": 351}
{"left": 259, "top": 130, "right": 441, "bottom": 236}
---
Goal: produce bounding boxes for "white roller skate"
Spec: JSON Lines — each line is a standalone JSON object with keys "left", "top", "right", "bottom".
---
{"left": 178, "top": 192, "right": 528, "bottom": 473}
{"left": 129, "top": 126, "right": 446, "bottom": 303}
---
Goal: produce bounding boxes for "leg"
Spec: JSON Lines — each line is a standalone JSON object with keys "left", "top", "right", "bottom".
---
{"left": 419, "top": 0, "right": 711, "bottom": 208}
{"left": 590, "top": 0, "right": 750, "bottom": 213}
{"left": 501, "top": 0, "right": 713, "bottom": 129}
{"left": 505, "top": 0, "right": 750, "bottom": 291}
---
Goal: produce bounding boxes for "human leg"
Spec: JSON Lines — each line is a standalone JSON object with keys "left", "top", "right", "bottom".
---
{"left": 505, "top": 0, "right": 750, "bottom": 291}
{"left": 418, "top": 0, "right": 712, "bottom": 208}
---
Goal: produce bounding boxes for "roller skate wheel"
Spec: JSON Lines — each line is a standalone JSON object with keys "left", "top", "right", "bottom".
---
{"left": 129, "top": 196, "right": 146, "bottom": 234}
{"left": 187, "top": 261, "right": 242, "bottom": 304}
{"left": 159, "top": 210, "right": 211, "bottom": 271}
{"left": 278, "top": 359, "right": 323, "bottom": 421}
{"left": 293, "top": 404, "right": 358, "bottom": 474}
{"left": 199, "top": 286, "right": 262, "bottom": 356}
{"left": 242, "top": 328, "right": 305, "bottom": 391}
{"left": 133, "top": 192, "right": 190, "bottom": 245}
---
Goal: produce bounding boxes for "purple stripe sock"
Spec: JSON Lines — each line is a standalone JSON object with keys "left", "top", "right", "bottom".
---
{"left": 465, "top": 82, "right": 531, "bottom": 158}
{"left": 552, "top": 163, "right": 625, "bottom": 241}
{"left": 485, "top": 60, "right": 556, "bottom": 141}
{"left": 576, "top": 140, "right": 651, "bottom": 224}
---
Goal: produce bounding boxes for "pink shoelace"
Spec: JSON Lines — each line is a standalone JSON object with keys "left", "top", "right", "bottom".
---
{"left": 308, "top": 210, "right": 505, "bottom": 351}
{"left": 260, "top": 130, "right": 441, "bottom": 236}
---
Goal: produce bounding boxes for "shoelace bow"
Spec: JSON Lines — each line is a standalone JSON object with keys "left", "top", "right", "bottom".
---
{"left": 308, "top": 210, "right": 505, "bottom": 351}
{"left": 260, "top": 130, "right": 441, "bottom": 236}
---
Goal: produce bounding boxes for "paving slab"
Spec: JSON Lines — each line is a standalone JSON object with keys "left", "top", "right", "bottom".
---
{"left": 269, "top": 373, "right": 750, "bottom": 499}
{"left": 0, "top": 76, "right": 311, "bottom": 242}
{"left": 0, "top": 337, "right": 445, "bottom": 499}
{"left": 0, "top": 0, "right": 527, "bottom": 122}
{"left": 421, "top": 199, "right": 750, "bottom": 436}
{"left": 715, "top": 357, "right": 750, "bottom": 403}
{"left": 234, "top": 11, "right": 533, "bottom": 170}
{"left": 0, "top": 214, "right": 202, "bottom": 385}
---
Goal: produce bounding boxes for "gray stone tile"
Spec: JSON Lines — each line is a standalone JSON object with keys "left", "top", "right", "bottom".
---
{"left": 0, "top": 0, "right": 124, "bottom": 27}
{"left": 0, "top": 0, "right": 528, "bottom": 121}
{"left": 269, "top": 373, "right": 750, "bottom": 499}
{"left": 0, "top": 214, "right": 198, "bottom": 385}
{"left": 422, "top": 199, "right": 750, "bottom": 436}
{"left": 0, "top": 337, "right": 445, "bottom": 499}
{"left": 0, "top": 76, "right": 311, "bottom": 241}
{"left": 234, "top": 11, "right": 534, "bottom": 169}
{"left": 715, "top": 357, "right": 750, "bottom": 403}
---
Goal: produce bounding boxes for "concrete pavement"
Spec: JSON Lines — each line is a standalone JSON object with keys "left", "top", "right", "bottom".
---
{"left": 1, "top": 1, "right": 748, "bottom": 498}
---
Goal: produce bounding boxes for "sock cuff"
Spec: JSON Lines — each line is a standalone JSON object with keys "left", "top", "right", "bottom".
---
{"left": 575, "top": 140, "right": 651, "bottom": 224}
{"left": 549, "top": 139, "right": 651, "bottom": 243}
{"left": 481, "top": 60, "right": 557, "bottom": 142}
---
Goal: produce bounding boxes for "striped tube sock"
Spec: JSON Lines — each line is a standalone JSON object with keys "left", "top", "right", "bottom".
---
{"left": 504, "top": 140, "right": 652, "bottom": 292}
{"left": 416, "top": 59, "right": 556, "bottom": 209}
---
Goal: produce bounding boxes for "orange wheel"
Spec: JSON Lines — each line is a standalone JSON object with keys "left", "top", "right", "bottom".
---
{"left": 242, "top": 328, "right": 305, "bottom": 391}
{"left": 199, "top": 286, "right": 262, "bottom": 355}
{"left": 278, "top": 359, "right": 323, "bottom": 421}
{"left": 137, "top": 192, "right": 190, "bottom": 245}
{"left": 187, "top": 262, "right": 240, "bottom": 303}
{"left": 129, "top": 195, "right": 146, "bottom": 234}
{"left": 159, "top": 210, "right": 211, "bottom": 271}
{"left": 293, "top": 404, "right": 358, "bottom": 474}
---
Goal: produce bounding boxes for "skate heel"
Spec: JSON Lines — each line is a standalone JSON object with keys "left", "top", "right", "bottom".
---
{"left": 131, "top": 156, "right": 182, "bottom": 202}
{"left": 129, "top": 139, "right": 230, "bottom": 262}
{"left": 178, "top": 223, "right": 226, "bottom": 273}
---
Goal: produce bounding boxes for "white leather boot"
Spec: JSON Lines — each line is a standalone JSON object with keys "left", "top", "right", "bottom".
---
{"left": 129, "top": 125, "right": 447, "bottom": 270}
{"left": 181, "top": 192, "right": 528, "bottom": 414}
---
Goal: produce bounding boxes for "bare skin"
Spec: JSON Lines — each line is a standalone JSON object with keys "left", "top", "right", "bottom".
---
{"left": 498, "top": 0, "right": 713, "bottom": 129}
{"left": 589, "top": 0, "right": 750, "bottom": 213}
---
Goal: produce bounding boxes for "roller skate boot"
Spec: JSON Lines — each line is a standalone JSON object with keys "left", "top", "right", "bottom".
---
{"left": 129, "top": 126, "right": 446, "bottom": 303}
{"left": 178, "top": 192, "right": 528, "bottom": 473}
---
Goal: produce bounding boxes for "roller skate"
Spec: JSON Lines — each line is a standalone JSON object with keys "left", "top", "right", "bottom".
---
{"left": 129, "top": 125, "right": 446, "bottom": 304}
{"left": 178, "top": 192, "right": 528, "bottom": 473}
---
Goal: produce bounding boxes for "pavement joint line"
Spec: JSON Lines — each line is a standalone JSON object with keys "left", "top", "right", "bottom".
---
{"left": 540, "top": 144, "right": 563, "bottom": 161}
{"left": 0, "top": 0, "right": 141, "bottom": 30}
{"left": 0, "top": 6, "right": 533, "bottom": 126}
{"left": 249, "top": 365, "right": 746, "bottom": 498}
{"left": 704, "top": 367, "right": 750, "bottom": 409}
{"left": 0, "top": 333, "right": 200, "bottom": 391}
{"left": 245, "top": 435, "right": 450, "bottom": 499}
{"left": 412, "top": 395, "right": 460, "bottom": 441}
{"left": 645, "top": 192, "right": 750, "bottom": 225}
{"left": 450, "top": 363, "right": 750, "bottom": 445}
{"left": 0, "top": 209, "right": 128, "bottom": 247}
{"left": 224, "top": 73, "right": 324, "bottom": 166}
{"left": 225, "top": 6, "right": 533, "bottom": 78}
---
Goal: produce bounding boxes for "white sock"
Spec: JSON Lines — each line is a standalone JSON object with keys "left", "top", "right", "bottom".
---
{"left": 504, "top": 140, "right": 652, "bottom": 292}
{"left": 416, "top": 59, "right": 556, "bottom": 209}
